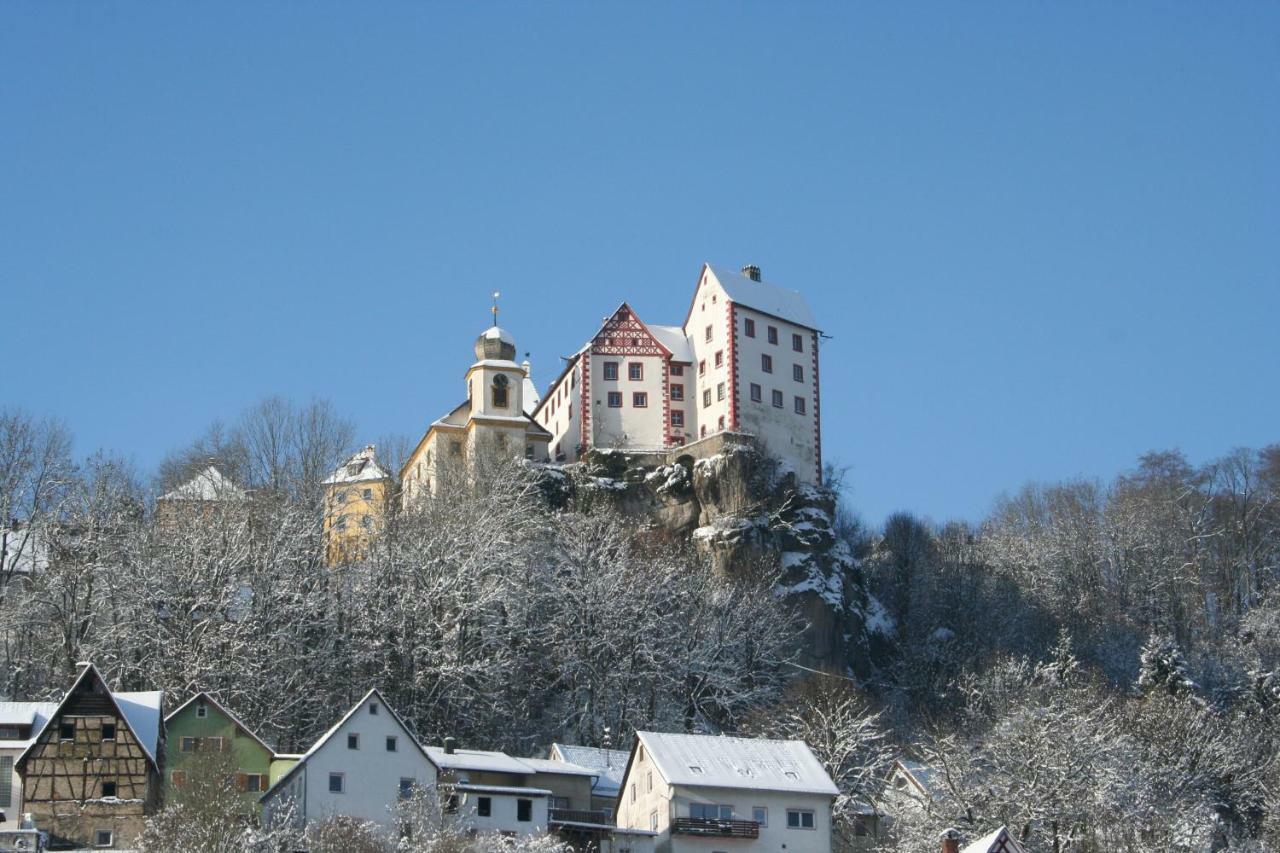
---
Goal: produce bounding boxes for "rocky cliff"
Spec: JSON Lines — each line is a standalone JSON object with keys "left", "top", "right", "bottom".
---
{"left": 534, "top": 440, "right": 879, "bottom": 676}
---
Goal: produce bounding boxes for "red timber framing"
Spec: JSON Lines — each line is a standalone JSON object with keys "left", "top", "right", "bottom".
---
{"left": 579, "top": 355, "right": 591, "bottom": 453}
{"left": 588, "top": 303, "right": 676, "bottom": 448}
{"left": 728, "top": 302, "right": 740, "bottom": 431}
{"left": 811, "top": 329, "right": 822, "bottom": 483}
{"left": 662, "top": 359, "right": 673, "bottom": 446}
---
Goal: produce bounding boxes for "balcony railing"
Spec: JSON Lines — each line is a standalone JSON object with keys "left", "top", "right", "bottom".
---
{"left": 549, "top": 809, "right": 614, "bottom": 826}
{"left": 672, "top": 818, "right": 760, "bottom": 839}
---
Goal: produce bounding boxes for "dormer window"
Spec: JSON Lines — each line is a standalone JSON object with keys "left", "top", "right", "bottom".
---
{"left": 196, "top": 703, "right": 208, "bottom": 718}
{"left": 492, "top": 374, "right": 510, "bottom": 408}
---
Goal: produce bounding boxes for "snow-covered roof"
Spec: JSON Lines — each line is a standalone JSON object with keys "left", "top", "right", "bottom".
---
{"left": 633, "top": 732, "right": 838, "bottom": 796}
{"left": 895, "top": 759, "right": 941, "bottom": 799}
{"left": 550, "top": 744, "right": 630, "bottom": 797}
{"left": 115, "top": 691, "right": 164, "bottom": 765}
{"left": 0, "top": 701, "right": 58, "bottom": 749}
{"left": 705, "top": 265, "right": 819, "bottom": 331}
{"left": 522, "top": 361, "right": 541, "bottom": 417}
{"left": 322, "top": 445, "right": 391, "bottom": 485}
{"left": 482, "top": 326, "right": 517, "bottom": 346}
{"left": 262, "top": 689, "right": 435, "bottom": 803}
{"left": 649, "top": 325, "right": 693, "bottom": 362}
{"left": 962, "top": 826, "right": 1025, "bottom": 853}
{"left": 158, "top": 466, "right": 247, "bottom": 502}
{"left": 518, "top": 756, "right": 598, "bottom": 778}
{"left": 451, "top": 783, "right": 553, "bottom": 796}
{"left": 166, "top": 691, "right": 276, "bottom": 756}
{"left": 425, "top": 746, "right": 535, "bottom": 776}
{"left": 1, "top": 524, "right": 48, "bottom": 576}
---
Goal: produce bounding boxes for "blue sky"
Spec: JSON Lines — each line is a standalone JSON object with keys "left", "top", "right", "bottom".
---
{"left": 2, "top": 3, "right": 1277, "bottom": 525}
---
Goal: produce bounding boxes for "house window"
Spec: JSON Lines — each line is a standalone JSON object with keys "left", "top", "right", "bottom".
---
{"left": 170, "top": 770, "right": 187, "bottom": 788}
{"left": 633, "top": 392, "right": 648, "bottom": 408}
{"left": 336, "top": 490, "right": 347, "bottom": 504}
{"left": 700, "top": 425, "right": 707, "bottom": 437}
{"left": 362, "top": 488, "right": 372, "bottom": 500}
{"left": 629, "top": 363, "right": 643, "bottom": 381}
{"left": 492, "top": 374, "right": 510, "bottom": 408}
{"left": 704, "top": 325, "right": 713, "bottom": 342}
{"left": 478, "top": 796, "right": 492, "bottom": 816}
{"left": 329, "top": 772, "right": 345, "bottom": 793}
{"left": 336, "top": 514, "right": 348, "bottom": 532}
{"left": 180, "top": 736, "right": 196, "bottom": 752}
{"left": 787, "top": 809, "right": 815, "bottom": 829}
{"left": 370, "top": 702, "right": 379, "bottom": 715}
{"left": 795, "top": 397, "right": 807, "bottom": 415}
{"left": 196, "top": 703, "right": 208, "bottom": 718}
{"left": 551, "top": 796, "right": 570, "bottom": 810}
{"left": 646, "top": 772, "right": 653, "bottom": 792}
{"left": 449, "top": 441, "right": 461, "bottom": 457}
{"left": 94, "top": 829, "right": 113, "bottom": 848}
{"left": 517, "top": 799, "right": 532, "bottom": 822}
{"left": 767, "top": 326, "right": 778, "bottom": 344}
{"left": 604, "top": 362, "right": 619, "bottom": 381}
{"left": 698, "top": 360, "right": 706, "bottom": 376}
{"left": 691, "top": 804, "right": 733, "bottom": 820}
{"left": 101, "top": 723, "right": 116, "bottom": 741}
{"left": 671, "top": 410, "right": 684, "bottom": 428}
{"left": 631, "top": 783, "right": 637, "bottom": 803}
{"left": 60, "top": 722, "right": 75, "bottom": 741}
{"left": 793, "top": 364, "right": 804, "bottom": 382}
{"left": 753, "top": 806, "right": 768, "bottom": 826}
{"left": 650, "top": 810, "right": 658, "bottom": 830}
{"left": 745, "top": 318, "right": 756, "bottom": 337}
{"left": 671, "top": 364, "right": 684, "bottom": 376}
{"left": 347, "top": 733, "right": 359, "bottom": 750}
{"left": 761, "top": 354, "right": 773, "bottom": 373}
{"left": 702, "top": 389, "right": 711, "bottom": 408}
{"left": 716, "top": 382, "right": 726, "bottom": 401}
{"left": 714, "top": 350, "right": 723, "bottom": 368}
{"left": 792, "top": 333, "right": 804, "bottom": 352}
{"left": 772, "top": 390, "right": 784, "bottom": 408}
{"left": 101, "top": 781, "right": 117, "bottom": 798}
{"left": 750, "top": 383, "right": 762, "bottom": 402}
{"left": 246, "top": 774, "right": 264, "bottom": 792}
{"left": 671, "top": 384, "right": 684, "bottom": 401}
{"left": 717, "top": 415, "right": 725, "bottom": 431}
{"left": 608, "top": 392, "right": 623, "bottom": 408}
{"left": 386, "top": 736, "right": 398, "bottom": 752}
{"left": 360, "top": 515, "right": 371, "bottom": 528}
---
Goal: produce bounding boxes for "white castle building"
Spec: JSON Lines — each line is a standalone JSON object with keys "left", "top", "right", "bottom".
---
{"left": 531, "top": 263, "right": 823, "bottom": 484}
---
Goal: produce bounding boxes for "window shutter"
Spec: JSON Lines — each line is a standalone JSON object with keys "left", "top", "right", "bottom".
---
{"left": 172, "top": 770, "right": 186, "bottom": 788}
{"left": 235, "top": 773, "right": 247, "bottom": 792}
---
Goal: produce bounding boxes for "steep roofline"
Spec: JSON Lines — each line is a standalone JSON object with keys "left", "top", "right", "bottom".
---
{"left": 166, "top": 691, "right": 276, "bottom": 757}
{"left": 529, "top": 350, "right": 584, "bottom": 421}
{"left": 260, "top": 688, "right": 438, "bottom": 804}
{"left": 17, "top": 662, "right": 161, "bottom": 771}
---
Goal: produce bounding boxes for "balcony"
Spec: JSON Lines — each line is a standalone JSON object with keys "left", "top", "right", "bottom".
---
{"left": 549, "top": 808, "right": 614, "bottom": 827}
{"left": 671, "top": 818, "right": 760, "bottom": 839}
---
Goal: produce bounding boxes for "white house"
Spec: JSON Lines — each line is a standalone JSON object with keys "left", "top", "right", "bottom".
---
{"left": 615, "top": 732, "right": 839, "bottom": 853}
{"left": 944, "top": 826, "right": 1025, "bottom": 853}
{"left": 0, "top": 700, "right": 58, "bottom": 829}
{"left": 260, "top": 689, "right": 437, "bottom": 831}
{"left": 531, "top": 264, "right": 823, "bottom": 484}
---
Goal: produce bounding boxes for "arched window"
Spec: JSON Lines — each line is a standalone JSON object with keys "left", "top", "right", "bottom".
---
{"left": 492, "top": 374, "right": 510, "bottom": 408}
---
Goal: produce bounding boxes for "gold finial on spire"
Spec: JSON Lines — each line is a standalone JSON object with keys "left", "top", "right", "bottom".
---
{"left": 491, "top": 290, "right": 501, "bottom": 327}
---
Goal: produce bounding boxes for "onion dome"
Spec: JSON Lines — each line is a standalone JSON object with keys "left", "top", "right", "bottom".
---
{"left": 475, "top": 325, "right": 517, "bottom": 361}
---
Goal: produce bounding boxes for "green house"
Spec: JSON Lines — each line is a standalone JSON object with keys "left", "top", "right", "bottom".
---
{"left": 164, "top": 692, "right": 297, "bottom": 813}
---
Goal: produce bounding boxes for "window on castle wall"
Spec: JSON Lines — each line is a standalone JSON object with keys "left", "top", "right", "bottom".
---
{"left": 608, "top": 392, "right": 623, "bottom": 408}
{"left": 772, "top": 390, "right": 784, "bottom": 408}
{"left": 702, "top": 389, "right": 711, "bottom": 408}
{"left": 714, "top": 351, "right": 723, "bottom": 368}
{"left": 717, "top": 383, "right": 725, "bottom": 401}
{"left": 698, "top": 361, "right": 706, "bottom": 376}
{"left": 701, "top": 425, "right": 707, "bottom": 437}
{"left": 793, "top": 333, "right": 804, "bottom": 352}
{"left": 604, "top": 362, "right": 619, "bottom": 381}
{"left": 768, "top": 326, "right": 779, "bottom": 344}
{"left": 633, "top": 392, "right": 648, "bottom": 408}
{"left": 750, "top": 383, "right": 762, "bottom": 402}
{"left": 795, "top": 397, "right": 807, "bottom": 415}
{"left": 762, "top": 354, "right": 773, "bottom": 373}
{"left": 671, "top": 410, "right": 684, "bottom": 427}
{"left": 793, "top": 364, "right": 804, "bottom": 382}
{"left": 745, "top": 318, "right": 756, "bottom": 337}
{"left": 629, "top": 363, "right": 643, "bottom": 380}
{"left": 671, "top": 364, "right": 683, "bottom": 376}
{"left": 718, "top": 415, "right": 726, "bottom": 431}
{"left": 705, "top": 325, "right": 713, "bottom": 342}
{"left": 671, "top": 384, "right": 683, "bottom": 401}
{"left": 492, "top": 374, "right": 510, "bottom": 408}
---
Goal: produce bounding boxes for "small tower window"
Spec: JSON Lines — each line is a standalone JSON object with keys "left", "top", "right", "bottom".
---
{"left": 492, "top": 374, "right": 510, "bottom": 408}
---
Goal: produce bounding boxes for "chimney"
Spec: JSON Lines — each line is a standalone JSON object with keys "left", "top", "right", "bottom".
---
{"left": 444, "top": 736, "right": 457, "bottom": 754}
{"left": 741, "top": 264, "right": 761, "bottom": 282}
{"left": 940, "top": 828, "right": 962, "bottom": 853}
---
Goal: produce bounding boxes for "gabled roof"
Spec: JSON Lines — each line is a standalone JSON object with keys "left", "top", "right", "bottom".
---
{"left": 166, "top": 691, "right": 276, "bottom": 756}
{"left": 648, "top": 325, "right": 693, "bottom": 363}
{"left": 158, "top": 466, "right": 248, "bottom": 502}
{"left": 628, "top": 731, "right": 838, "bottom": 797}
{"left": 261, "top": 688, "right": 437, "bottom": 803}
{"left": 0, "top": 701, "right": 59, "bottom": 750}
{"left": 517, "top": 756, "right": 597, "bottom": 778}
{"left": 17, "top": 663, "right": 163, "bottom": 769}
{"left": 425, "top": 746, "right": 535, "bottom": 776}
{"left": 550, "top": 744, "right": 630, "bottom": 797}
{"left": 963, "top": 826, "right": 1025, "bottom": 853}
{"left": 323, "top": 446, "right": 391, "bottom": 485}
{"left": 685, "top": 264, "right": 819, "bottom": 332}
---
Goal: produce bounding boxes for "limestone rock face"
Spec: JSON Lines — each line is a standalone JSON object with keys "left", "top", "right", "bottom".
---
{"left": 548, "top": 442, "right": 874, "bottom": 676}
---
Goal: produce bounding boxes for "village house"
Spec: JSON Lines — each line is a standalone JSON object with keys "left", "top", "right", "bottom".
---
{"left": 943, "top": 826, "right": 1026, "bottom": 853}
{"left": 0, "top": 700, "right": 58, "bottom": 831}
{"left": 154, "top": 465, "right": 249, "bottom": 529}
{"left": 14, "top": 663, "right": 164, "bottom": 850}
{"left": 531, "top": 264, "right": 823, "bottom": 484}
{"left": 164, "top": 692, "right": 299, "bottom": 815}
{"left": 400, "top": 303, "right": 551, "bottom": 505}
{"left": 614, "top": 732, "right": 838, "bottom": 853}
{"left": 260, "top": 689, "right": 436, "bottom": 832}
{"left": 548, "top": 742, "right": 631, "bottom": 818}
{"left": 321, "top": 445, "right": 393, "bottom": 566}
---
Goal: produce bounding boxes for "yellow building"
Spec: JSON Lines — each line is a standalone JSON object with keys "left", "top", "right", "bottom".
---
{"left": 322, "top": 445, "right": 392, "bottom": 566}
{"left": 400, "top": 319, "right": 552, "bottom": 506}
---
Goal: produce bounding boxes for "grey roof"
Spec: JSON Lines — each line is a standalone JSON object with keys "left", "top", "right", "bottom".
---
{"left": 634, "top": 731, "right": 838, "bottom": 796}
{"left": 649, "top": 325, "right": 694, "bottom": 362}
{"left": 114, "top": 691, "right": 164, "bottom": 765}
{"left": 425, "top": 746, "right": 535, "bottom": 776}
{"left": 0, "top": 701, "right": 58, "bottom": 749}
{"left": 551, "top": 744, "right": 630, "bottom": 797}
{"left": 706, "top": 265, "right": 819, "bottom": 331}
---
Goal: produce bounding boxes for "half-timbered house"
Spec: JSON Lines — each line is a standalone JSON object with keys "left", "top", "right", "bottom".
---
{"left": 15, "top": 663, "right": 163, "bottom": 850}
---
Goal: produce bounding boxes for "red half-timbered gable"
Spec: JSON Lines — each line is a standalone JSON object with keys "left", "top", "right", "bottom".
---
{"left": 589, "top": 303, "right": 672, "bottom": 359}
